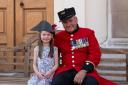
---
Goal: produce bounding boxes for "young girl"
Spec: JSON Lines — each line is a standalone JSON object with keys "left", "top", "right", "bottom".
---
{"left": 27, "top": 21, "right": 58, "bottom": 85}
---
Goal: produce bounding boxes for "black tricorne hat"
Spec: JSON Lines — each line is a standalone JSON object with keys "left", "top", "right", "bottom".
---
{"left": 58, "top": 7, "right": 76, "bottom": 21}
{"left": 31, "top": 20, "right": 53, "bottom": 33}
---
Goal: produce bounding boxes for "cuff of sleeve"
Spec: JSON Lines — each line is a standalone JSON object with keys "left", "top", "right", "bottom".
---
{"left": 82, "top": 61, "right": 94, "bottom": 73}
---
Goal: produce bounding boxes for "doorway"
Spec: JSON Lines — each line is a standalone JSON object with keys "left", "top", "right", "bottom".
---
{"left": 0, "top": 0, "right": 54, "bottom": 72}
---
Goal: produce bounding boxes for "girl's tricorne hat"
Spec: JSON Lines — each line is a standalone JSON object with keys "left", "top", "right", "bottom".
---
{"left": 31, "top": 20, "right": 53, "bottom": 33}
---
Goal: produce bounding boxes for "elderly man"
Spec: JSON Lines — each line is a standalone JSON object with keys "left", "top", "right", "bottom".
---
{"left": 52, "top": 7, "right": 117, "bottom": 85}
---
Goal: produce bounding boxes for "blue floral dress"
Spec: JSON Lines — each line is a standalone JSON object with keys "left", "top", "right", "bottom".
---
{"left": 27, "top": 47, "right": 55, "bottom": 85}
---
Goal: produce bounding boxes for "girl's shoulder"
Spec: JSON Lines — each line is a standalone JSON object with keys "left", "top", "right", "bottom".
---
{"left": 53, "top": 46, "right": 58, "bottom": 51}
{"left": 34, "top": 46, "right": 39, "bottom": 52}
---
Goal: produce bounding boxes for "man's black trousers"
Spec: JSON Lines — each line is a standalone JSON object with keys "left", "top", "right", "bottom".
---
{"left": 51, "top": 69, "right": 99, "bottom": 85}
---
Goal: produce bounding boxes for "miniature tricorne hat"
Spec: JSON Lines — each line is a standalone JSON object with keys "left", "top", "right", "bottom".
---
{"left": 31, "top": 20, "right": 53, "bottom": 33}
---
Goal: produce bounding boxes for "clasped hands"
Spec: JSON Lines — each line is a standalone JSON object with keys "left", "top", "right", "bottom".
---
{"left": 35, "top": 71, "right": 53, "bottom": 79}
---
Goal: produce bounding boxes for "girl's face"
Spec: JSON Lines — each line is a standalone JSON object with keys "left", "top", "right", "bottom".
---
{"left": 40, "top": 31, "right": 53, "bottom": 44}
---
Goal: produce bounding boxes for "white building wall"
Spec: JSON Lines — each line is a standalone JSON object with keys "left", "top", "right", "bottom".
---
{"left": 54, "top": 0, "right": 107, "bottom": 44}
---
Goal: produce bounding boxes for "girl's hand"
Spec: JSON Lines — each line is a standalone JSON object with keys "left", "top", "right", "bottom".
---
{"left": 41, "top": 71, "right": 46, "bottom": 78}
{"left": 45, "top": 71, "right": 53, "bottom": 78}
{"left": 35, "top": 72, "right": 45, "bottom": 79}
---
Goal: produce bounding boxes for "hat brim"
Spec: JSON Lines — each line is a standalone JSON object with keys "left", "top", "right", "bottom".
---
{"left": 59, "top": 15, "right": 74, "bottom": 22}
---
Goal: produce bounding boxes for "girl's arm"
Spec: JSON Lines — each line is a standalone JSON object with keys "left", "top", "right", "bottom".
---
{"left": 51, "top": 46, "right": 59, "bottom": 72}
{"left": 45, "top": 47, "right": 59, "bottom": 78}
{"left": 33, "top": 46, "right": 45, "bottom": 79}
{"left": 33, "top": 46, "right": 39, "bottom": 73}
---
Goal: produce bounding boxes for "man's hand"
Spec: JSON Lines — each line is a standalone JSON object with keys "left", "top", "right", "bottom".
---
{"left": 73, "top": 70, "right": 87, "bottom": 85}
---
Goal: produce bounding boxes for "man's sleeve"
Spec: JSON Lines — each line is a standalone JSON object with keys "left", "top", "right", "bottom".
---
{"left": 82, "top": 30, "right": 101, "bottom": 72}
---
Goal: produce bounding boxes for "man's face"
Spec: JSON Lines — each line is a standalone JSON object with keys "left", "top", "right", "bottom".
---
{"left": 62, "top": 16, "right": 78, "bottom": 33}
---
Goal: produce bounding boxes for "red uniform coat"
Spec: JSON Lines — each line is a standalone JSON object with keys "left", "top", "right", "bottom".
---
{"left": 54, "top": 28, "right": 117, "bottom": 85}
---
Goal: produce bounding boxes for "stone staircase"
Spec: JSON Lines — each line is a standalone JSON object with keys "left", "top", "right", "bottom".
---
{"left": 97, "top": 48, "right": 128, "bottom": 85}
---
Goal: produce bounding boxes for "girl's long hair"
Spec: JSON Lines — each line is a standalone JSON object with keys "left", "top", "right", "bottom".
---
{"left": 38, "top": 33, "right": 54, "bottom": 58}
